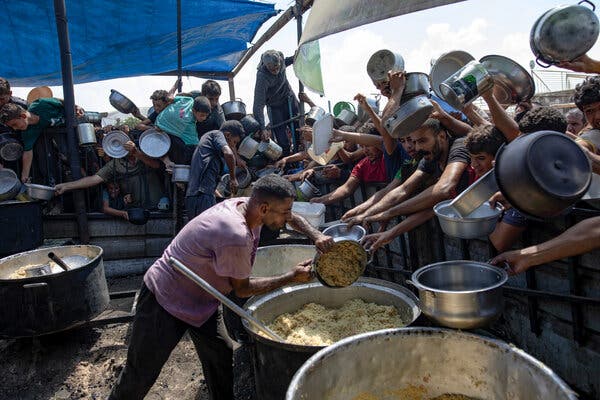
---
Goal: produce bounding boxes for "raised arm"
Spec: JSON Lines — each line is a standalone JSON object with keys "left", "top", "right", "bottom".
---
{"left": 481, "top": 90, "right": 520, "bottom": 142}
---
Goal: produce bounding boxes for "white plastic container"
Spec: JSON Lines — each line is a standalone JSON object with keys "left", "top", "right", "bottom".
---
{"left": 287, "top": 202, "right": 326, "bottom": 229}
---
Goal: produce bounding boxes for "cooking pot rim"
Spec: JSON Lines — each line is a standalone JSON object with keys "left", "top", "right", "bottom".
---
{"left": 410, "top": 260, "right": 508, "bottom": 294}
{"left": 433, "top": 200, "right": 502, "bottom": 222}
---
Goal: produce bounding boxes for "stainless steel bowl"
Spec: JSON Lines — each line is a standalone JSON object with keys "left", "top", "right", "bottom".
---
{"left": 409, "top": 260, "right": 508, "bottom": 329}
{"left": 25, "top": 183, "right": 55, "bottom": 201}
{"left": 322, "top": 223, "right": 366, "bottom": 242}
{"left": 480, "top": 54, "right": 535, "bottom": 104}
{"left": 139, "top": 129, "right": 171, "bottom": 158}
{"left": 286, "top": 328, "right": 577, "bottom": 400}
{"left": 434, "top": 199, "right": 502, "bottom": 239}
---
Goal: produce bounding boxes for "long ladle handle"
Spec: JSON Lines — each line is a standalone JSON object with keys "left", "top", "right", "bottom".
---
{"left": 48, "top": 252, "right": 69, "bottom": 271}
{"left": 168, "top": 257, "right": 284, "bottom": 342}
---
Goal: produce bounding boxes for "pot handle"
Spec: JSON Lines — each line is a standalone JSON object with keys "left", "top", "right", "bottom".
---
{"left": 535, "top": 57, "right": 554, "bottom": 69}
{"left": 579, "top": 0, "right": 595, "bottom": 11}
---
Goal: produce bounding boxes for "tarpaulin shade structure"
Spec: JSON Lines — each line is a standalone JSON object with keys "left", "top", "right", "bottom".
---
{"left": 0, "top": 0, "right": 277, "bottom": 86}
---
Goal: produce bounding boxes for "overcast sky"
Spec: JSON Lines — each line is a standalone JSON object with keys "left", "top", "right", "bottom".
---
{"left": 11, "top": 0, "right": 600, "bottom": 117}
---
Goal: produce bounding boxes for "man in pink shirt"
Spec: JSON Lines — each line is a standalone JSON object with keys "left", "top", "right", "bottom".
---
{"left": 109, "top": 174, "right": 333, "bottom": 400}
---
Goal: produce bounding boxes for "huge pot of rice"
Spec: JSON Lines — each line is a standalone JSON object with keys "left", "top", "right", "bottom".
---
{"left": 242, "top": 277, "right": 420, "bottom": 400}
{"left": 286, "top": 328, "right": 577, "bottom": 400}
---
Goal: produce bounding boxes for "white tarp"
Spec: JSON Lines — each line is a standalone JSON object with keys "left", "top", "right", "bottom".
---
{"left": 299, "top": 0, "right": 465, "bottom": 46}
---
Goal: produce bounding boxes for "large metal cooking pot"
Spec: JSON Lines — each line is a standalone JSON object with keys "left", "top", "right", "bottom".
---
{"left": 402, "top": 72, "right": 431, "bottom": 100}
{"left": 0, "top": 200, "right": 42, "bottom": 257}
{"left": 0, "top": 168, "right": 21, "bottom": 201}
{"left": 257, "top": 139, "right": 283, "bottom": 161}
{"left": 222, "top": 99, "right": 247, "bottom": 120}
{"left": 239, "top": 115, "right": 261, "bottom": 137}
{"left": 305, "top": 106, "right": 326, "bottom": 126}
{"left": 440, "top": 60, "right": 494, "bottom": 109}
{"left": 76, "top": 123, "right": 97, "bottom": 146}
{"left": 495, "top": 130, "right": 592, "bottom": 218}
{"left": 366, "top": 49, "right": 405, "bottom": 84}
{"left": 109, "top": 89, "right": 137, "bottom": 114}
{"left": 0, "top": 245, "right": 110, "bottom": 338}
{"left": 530, "top": 1, "right": 599, "bottom": 68}
{"left": 243, "top": 278, "right": 420, "bottom": 400}
{"left": 430, "top": 50, "right": 475, "bottom": 99}
{"left": 434, "top": 200, "right": 502, "bottom": 239}
{"left": 286, "top": 328, "right": 577, "bottom": 400}
{"left": 383, "top": 95, "right": 434, "bottom": 138}
{"left": 0, "top": 134, "right": 23, "bottom": 162}
{"left": 408, "top": 260, "right": 507, "bottom": 329}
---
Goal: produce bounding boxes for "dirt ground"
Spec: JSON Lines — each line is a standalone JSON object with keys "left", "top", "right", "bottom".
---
{"left": 0, "top": 275, "right": 255, "bottom": 400}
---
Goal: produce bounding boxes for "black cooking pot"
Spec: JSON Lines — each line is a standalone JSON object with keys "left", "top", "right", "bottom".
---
{"left": 127, "top": 208, "right": 150, "bottom": 225}
{"left": 240, "top": 114, "right": 261, "bottom": 136}
{"left": 495, "top": 130, "right": 592, "bottom": 218}
{"left": 222, "top": 100, "right": 247, "bottom": 120}
{"left": 109, "top": 89, "right": 137, "bottom": 114}
{"left": 0, "top": 245, "right": 109, "bottom": 338}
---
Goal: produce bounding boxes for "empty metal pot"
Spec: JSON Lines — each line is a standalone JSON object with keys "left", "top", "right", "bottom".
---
{"left": 440, "top": 60, "right": 494, "bottom": 109}
{"left": 402, "top": 72, "right": 431, "bottom": 100}
{"left": 77, "top": 123, "right": 97, "bottom": 146}
{"left": 258, "top": 139, "right": 283, "bottom": 161}
{"left": 334, "top": 109, "right": 358, "bottom": 128}
{"left": 222, "top": 99, "right": 247, "bottom": 120}
{"left": 384, "top": 95, "right": 434, "bottom": 138}
{"left": 171, "top": 164, "right": 190, "bottom": 183}
{"left": 238, "top": 135, "right": 260, "bottom": 159}
{"left": 305, "top": 106, "right": 326, "bottom": 126}
{"left": 408, "top": 260, "right": 507, "bottom": 329}
{"left": 434, "top": 200, "right": 502, "bottom": 239}
{"left": 356, "top": 97, "right": 379, "bottom": 123}
{"left": 139, "top": 129, "right": 171, "bottom": 158}
{"left": 367, "top": 49, "right": 405, "bottom": 84}
{"left": 286, "top": 328, "right": 577, "bottom": 400}
{"left": 109, "top": 89, "right": 137, "bottom": 114}
{"left": 321, "top": 223, "right": 366, "bottom": 242}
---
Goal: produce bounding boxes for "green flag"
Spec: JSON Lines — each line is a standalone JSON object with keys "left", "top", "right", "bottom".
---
{"left": 293, "top": 40, "right": 324, "bottom": 95}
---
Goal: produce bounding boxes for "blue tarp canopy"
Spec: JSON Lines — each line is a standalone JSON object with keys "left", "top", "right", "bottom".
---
{"left": 0, "top": 0, "right": 277, "bottom": 86}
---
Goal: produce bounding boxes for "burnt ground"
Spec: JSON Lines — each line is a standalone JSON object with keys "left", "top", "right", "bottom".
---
{"left": 0, "top": 275, "right": 255, "bottom": 400}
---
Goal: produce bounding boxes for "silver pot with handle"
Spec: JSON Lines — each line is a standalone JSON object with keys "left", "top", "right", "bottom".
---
{"left": 238, "top": 135, "right": 260, "bottom": 159}
{"left": 222, "top": 99, "right": 247, "bottom": 120}
{"left": 305, "top": 106, "right": 326, "bottom": 126}
{"left": 334, "top": 109, "right": 358, "bottom": 128}
{"left": 297, "top": 179, "right": 320, "bottom": 200}
{"left": 402, "top": 72, "right": 431, "bottom": 100}
{"left": 258, "top": 139, "right": 283, "bottom": 161}
{"left": 530, "top": 1, "right": 599, "bottom": 68}
{"left": 384, "top": 95, "right": 433, "bottom": 138}
{"left": 171, "top": 164, "right": 190, "bottom": 183}
{"left": 109, "top": 89, "right": 137, "bottom": 114}
{"left": 77, "top": 123, "right": 97, "bottom": 146}
{"left": 407, "top": 260, "right": 508, "bottom": 329}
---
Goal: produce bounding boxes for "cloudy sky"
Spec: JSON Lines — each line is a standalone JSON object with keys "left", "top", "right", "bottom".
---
{"left": 11, "top": 0, "right": 600, "bottom": 116}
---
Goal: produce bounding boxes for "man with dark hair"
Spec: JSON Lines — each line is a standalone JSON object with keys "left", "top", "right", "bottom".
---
{"left": 574, "top": 75, "right": 600, "bottom": 131}
{"left": 185, "top": 120, "right": 244, "bottom": 219}
{"left": 566, "top": 108, "right": 587, "bottom": 135}
{"left": 192, "top": 96, "right": 211, "bottom": 121}
{"left": 135, "top": 88, "right": 176, "bottom": 131}
{"left": 196, "top": 80, "right": 225, "bottom": 137}
{"left": 518, "top": 106, "right": 568, "bottom": 134}
{"left": 108, "top": 174, "right": 332, "bottom": 400}
{"left": 253, "top": 49, "right": 299, "bottom": 157}
{"left": 0, "top": 77, "right": 27, "bottom": 109}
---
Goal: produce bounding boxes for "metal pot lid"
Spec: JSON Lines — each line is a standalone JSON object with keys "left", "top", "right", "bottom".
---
{"left": 429, "top": 50, "right": 475, "bottom": 98}
{"left": 0, "top": 169, "right": 19, "bottom": 195}
{"left": 480, "top": 55, "right": 535, "bottom": 104}
{"left": 533, "top": 2, "right": 599, "bottom": 63}
{"left": 525, "top": 131, "right": 592, "bottom": 199}
{"left": 101, "top": 130, "right": 130, "bottom": 159}
{"left": 0, "top": 140, "right": 23, "bottom": 162}
{"left": 139, "top": 129, "right": 171, "bottom": 158}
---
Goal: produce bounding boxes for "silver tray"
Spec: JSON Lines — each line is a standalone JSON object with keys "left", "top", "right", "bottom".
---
{"left": 101, "top": 130, "right": 129, "bottom": 159}
{"left": 139, "top": 129, "right": 171, "bottom": 158}
{"left": 429, "top": 50, "right": 475, "bottom": 99}
{"left": 480, "top": 54, "right": 535, "bottom": 104}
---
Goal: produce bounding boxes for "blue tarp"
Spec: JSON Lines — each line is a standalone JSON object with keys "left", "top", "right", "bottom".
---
{"left": 0, "top": 0, "right": 276, "bottom": 86}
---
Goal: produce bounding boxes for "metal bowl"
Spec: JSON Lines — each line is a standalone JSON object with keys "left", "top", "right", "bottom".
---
{"left": 429, "top": 50, "right": 475, "bottom": 99}
{"left": 286, "top": 328, "right": 577, "bottom": 400}
{"left": 434, "top": 199, "right": 502, "bottom": 239}
{"left": 101, "top": 130, "right": 129, "bottom": 159}
{"left": 409, "top": 260, "right": 508, "bottom": 329}
{"left": 480, "top": 54, "right": 535, "bottom": 104}
{"left": 139, "top": 128, "right": 171, "bottom": 158}
{"left": 322, "top": 223, "right": 366, "bottom": 242}
{"left": 25, "top": 183, "right": 55, "bottom": 201}
{"left": 0, "top": 169, "right": 21, "bottom": 202}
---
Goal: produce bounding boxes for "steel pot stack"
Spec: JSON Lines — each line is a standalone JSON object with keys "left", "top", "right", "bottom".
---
{"left": 286, "top": 328, "right": 577, "bottom": 400}
{"left": 0, "top": 245, "right": 110, "bottom": 338}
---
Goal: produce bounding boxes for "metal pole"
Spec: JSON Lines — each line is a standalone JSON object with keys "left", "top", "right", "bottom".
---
{"left": 176, "top": 0, "right": 183, "bottom": 93}
{"left": 228, "top": 76, "right": 236, "bottom": 101}
{"left": 53, "top": 0, "right": 89, "bottom": 244}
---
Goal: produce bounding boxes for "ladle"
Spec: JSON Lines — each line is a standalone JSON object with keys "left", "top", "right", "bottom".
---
{"left": 48, "top": 252, "right": 70, "bottom": 272}
{"left": 168, "top": 257, "right": 285, "bottom": 342}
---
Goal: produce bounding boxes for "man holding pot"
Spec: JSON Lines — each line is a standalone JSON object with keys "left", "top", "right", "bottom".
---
{"left": 108, "top": 174, "right": 333, "bottom": 400}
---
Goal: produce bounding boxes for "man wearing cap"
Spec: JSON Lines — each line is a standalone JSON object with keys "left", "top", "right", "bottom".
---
{"left": 253, "top": 49, "right": 299, "bottom": 157}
